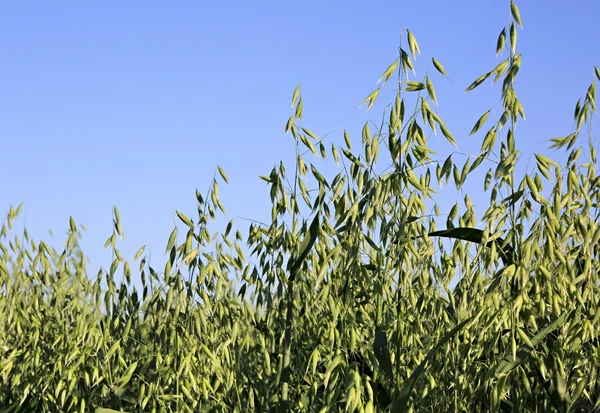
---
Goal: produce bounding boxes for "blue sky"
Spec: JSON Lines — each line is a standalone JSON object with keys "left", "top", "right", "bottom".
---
{"left": 2, "top": 1, "right": 598, "bottom": 280}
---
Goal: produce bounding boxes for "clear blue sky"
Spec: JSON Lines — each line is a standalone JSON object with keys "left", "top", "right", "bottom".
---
{"left": 2, "top": 1, "right": 598, "bottom": 278}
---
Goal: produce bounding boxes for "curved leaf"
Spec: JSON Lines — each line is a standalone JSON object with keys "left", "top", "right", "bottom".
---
{"left": 391, "top": 310, "right": 483, "bottom": 412}
{"left": 428, "top": 227, "right": 515, "bottom": 266}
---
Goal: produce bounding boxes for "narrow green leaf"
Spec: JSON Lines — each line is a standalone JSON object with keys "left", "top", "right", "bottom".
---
{"left": 495, "top": 311, "right": 572, "bottom": 377}
{"left": 392, "top": 310, "right": 483, "bottom": 412}
{"left": 324, "top": 354, "right": 345, "bottom": 389}
{"left": 428, "top": 227, "right": 514, "bottom": 266}
{"left": 373, "top": 331, "right": 394, "bottom": 382}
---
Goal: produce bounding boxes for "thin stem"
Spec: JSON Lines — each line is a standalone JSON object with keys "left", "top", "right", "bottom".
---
{"left": 280, "top": 110, "right": 302, "bottom": 412}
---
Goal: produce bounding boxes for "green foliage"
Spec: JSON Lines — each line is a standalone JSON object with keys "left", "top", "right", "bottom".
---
{"left": 2, "top": 2, "right": 600, "bottom": 412}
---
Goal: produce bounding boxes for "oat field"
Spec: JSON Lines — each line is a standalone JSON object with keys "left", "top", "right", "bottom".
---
{"left": 2, "top": 2, "right": 600, "bottom": 412}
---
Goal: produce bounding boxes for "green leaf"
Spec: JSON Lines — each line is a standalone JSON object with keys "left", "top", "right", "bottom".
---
{"left": 428, "top": 227, "right": 514, "bottom": 266}
{"left": 495, "top": 311, "right": 572, "bottom": 377}
{"left": 96, "top": 409, "right": 133, "bottom": 413}
{"left": 392, "top": 310, "right": 483, "bottom": 412}
{"left": 373, "top": 331, "right": 394, "bottom": 382}
{"left": 324, "top": 354, "right": 345, "bottom": 389}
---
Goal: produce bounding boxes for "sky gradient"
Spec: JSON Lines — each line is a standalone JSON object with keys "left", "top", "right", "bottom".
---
{"left": 2, "top": 1, "right": 599, "bottom": 278}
